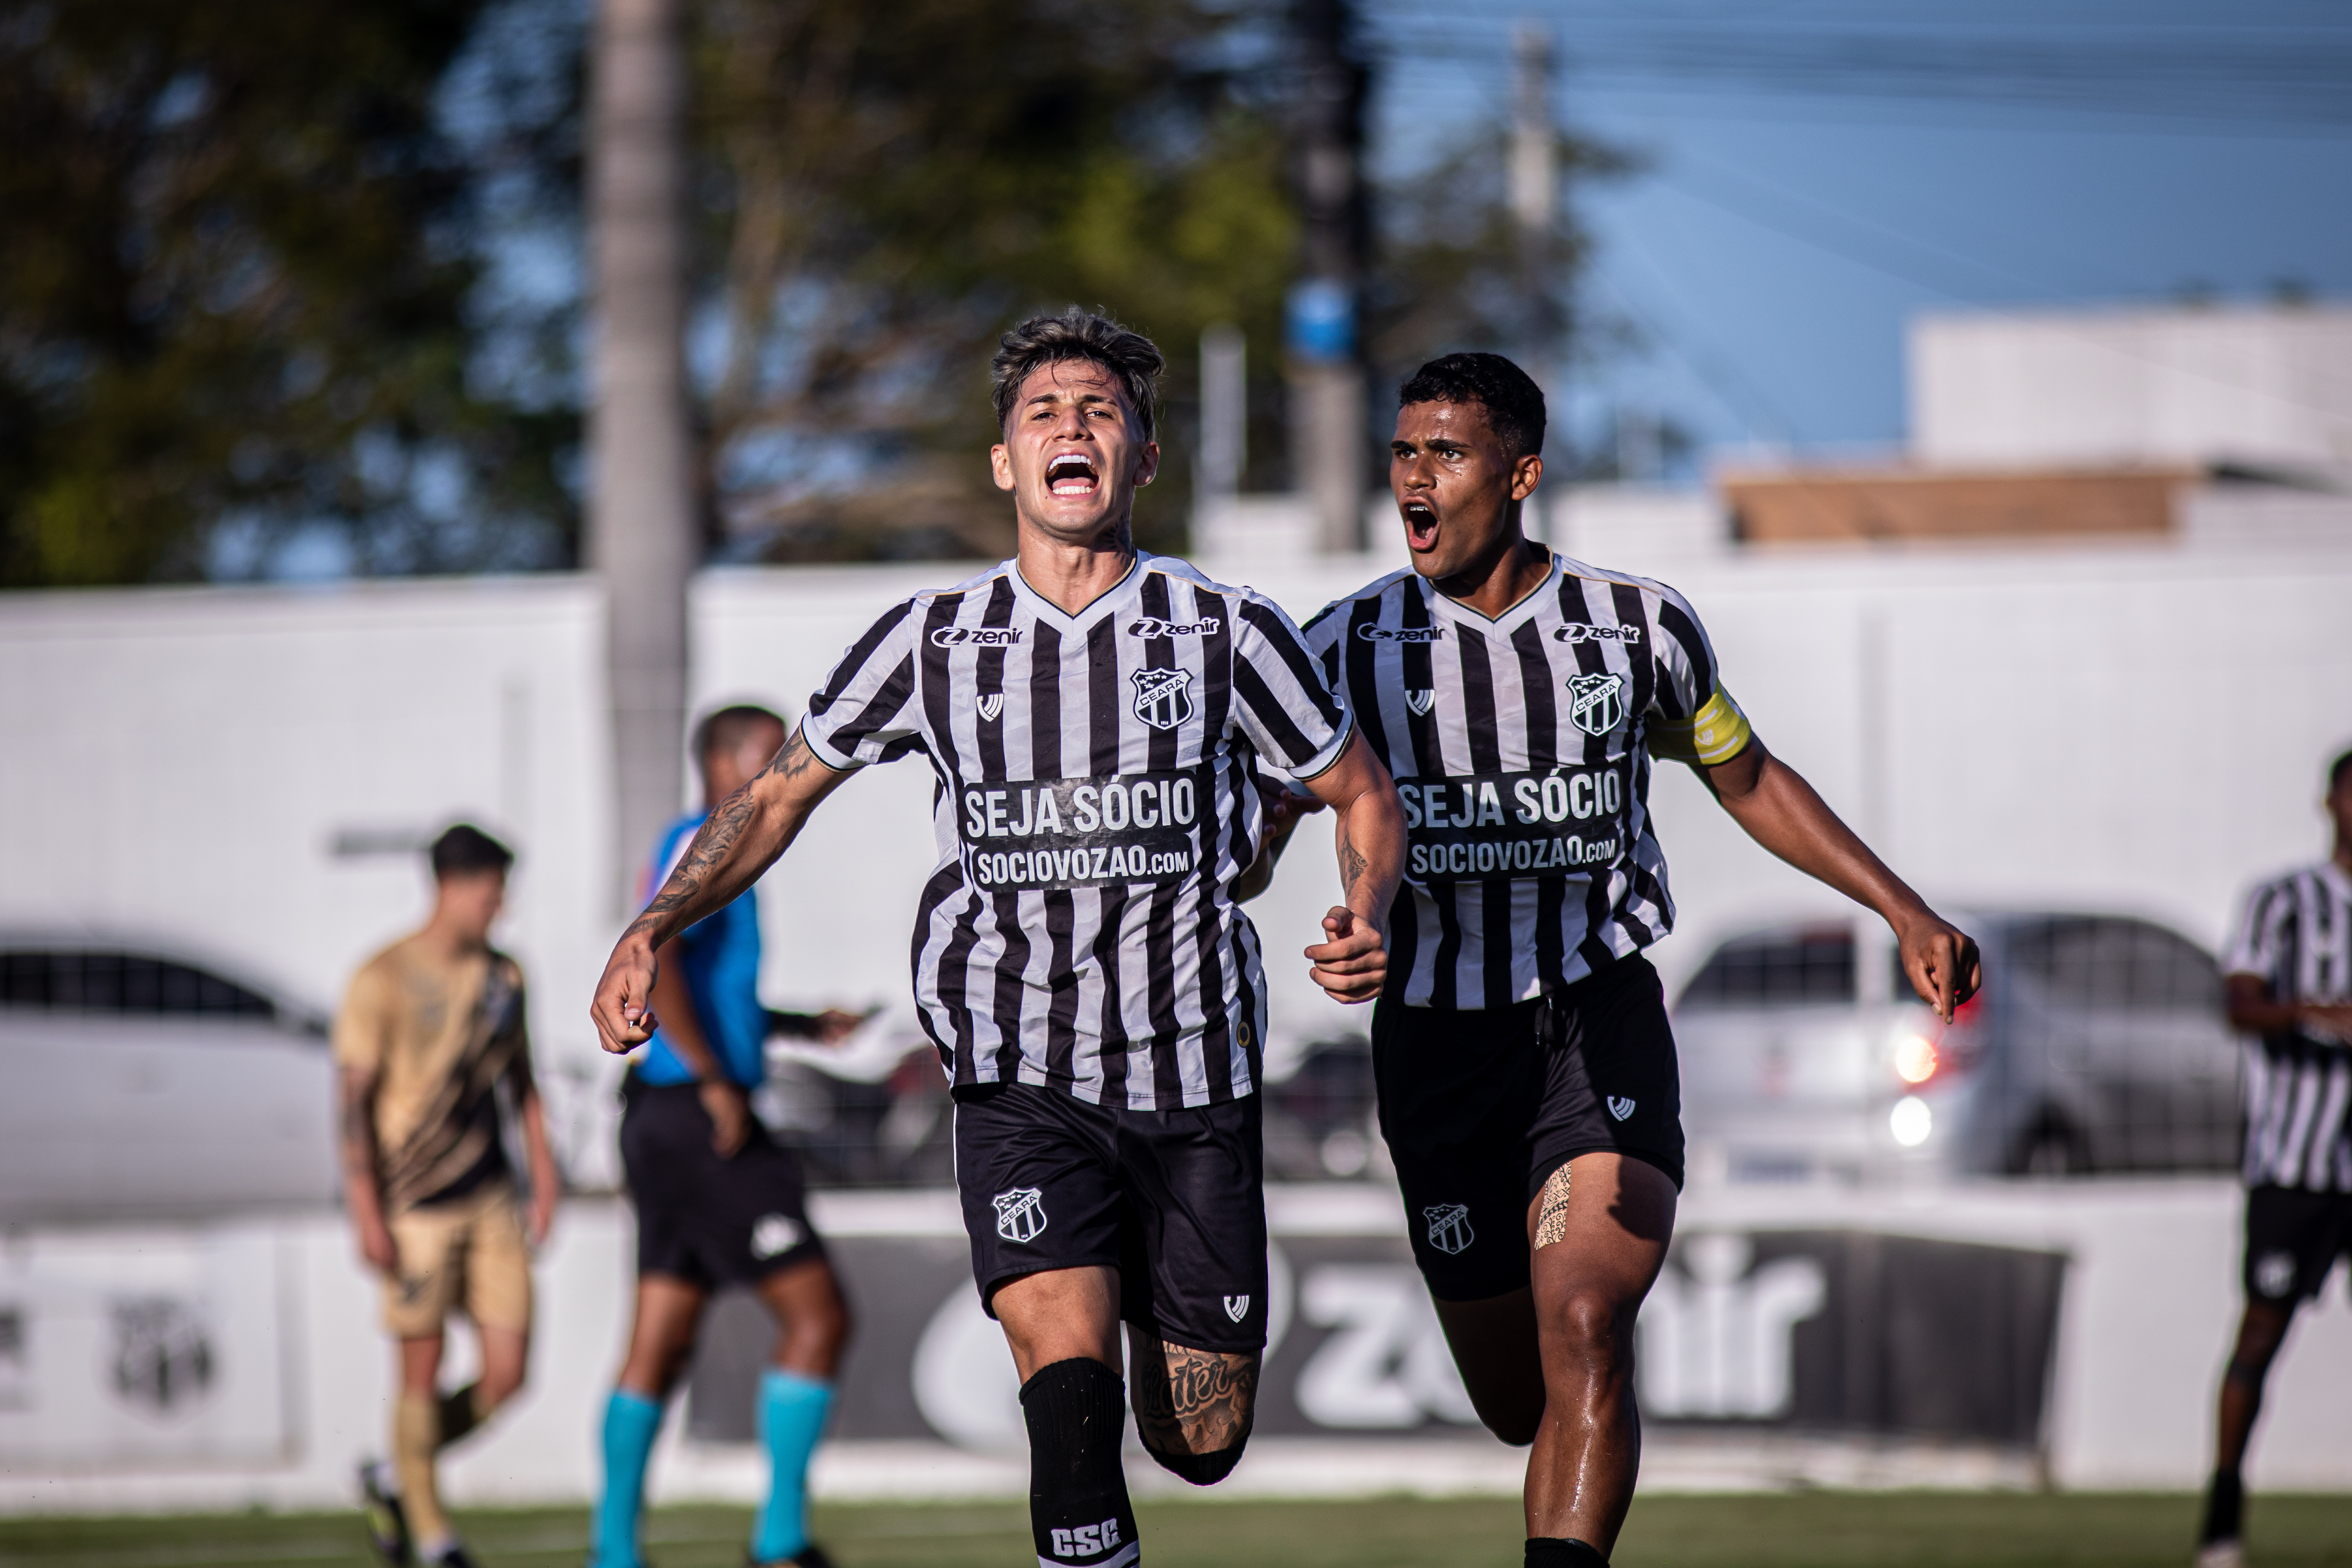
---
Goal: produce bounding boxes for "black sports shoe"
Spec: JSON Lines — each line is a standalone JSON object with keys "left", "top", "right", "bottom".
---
{"left": 358, "top": 1461, "right": 412, "bottom": 1566}
{"left": 747, "top": 1546, "right": 835, "bottom": 1568}
{"left": 421, "top": 1545, "right": 481, "bottom": 1568}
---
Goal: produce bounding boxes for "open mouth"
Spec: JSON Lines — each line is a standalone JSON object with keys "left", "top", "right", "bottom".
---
{"left": 1046, "top": 453, "right": 1100, "bottom": 498}
{"left": 1402, "top": 498, "right": 1440, "bottom": 551}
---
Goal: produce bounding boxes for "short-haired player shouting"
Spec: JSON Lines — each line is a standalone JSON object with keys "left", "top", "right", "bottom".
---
{"left": 590, "top": 310, "right": 1405, "bottom": 1568}
{"left": 1284, "top": 353, "right": 1978, "bottom": 1568}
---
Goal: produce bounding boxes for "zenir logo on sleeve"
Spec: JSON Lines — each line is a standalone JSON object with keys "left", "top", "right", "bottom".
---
{"left": 1130, "top": 666, "right": 1195, "bottom": 730}
{"left": 1568, "top": 672, "right": 1625, "bottom": 736}
{"left": 993, "top": 1187, "right": 1048, "bottom": 1243}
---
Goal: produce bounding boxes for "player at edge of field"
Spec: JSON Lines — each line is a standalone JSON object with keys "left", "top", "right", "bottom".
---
{"left": 2194, "top": 747, "right": 2352, "bottom": 1568}
{"left": 1264, "top": 353, "right": 1980, "bottom": 1568}
{"left": 342, "top": 825, "right": 560, "bottom": 1568}
{"left": 589, "top": 309, "right": 1407, "bottom": 1568}
{"left": 590, "top": 704, "right": 864, "bottom": 1568}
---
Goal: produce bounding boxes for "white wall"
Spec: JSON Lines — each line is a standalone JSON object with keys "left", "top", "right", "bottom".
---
{"left": 1910, "top": 305, "right": 2352, "bottom": 471}
{"left": 5, "top": 538, "right": 2349, "bottom": 1083}
{"left": 0, "top": 576, "right": 616, "bottom": 1045}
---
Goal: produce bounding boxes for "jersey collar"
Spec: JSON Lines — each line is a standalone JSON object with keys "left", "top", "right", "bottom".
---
{"left": 1010, "top": 550, "right": 1142, "bottom": 631}
{"left": 1421, "top": 546, "right": 1562, "bottom": 632}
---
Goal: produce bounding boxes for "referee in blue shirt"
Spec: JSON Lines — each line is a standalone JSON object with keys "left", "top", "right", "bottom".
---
{"left": 592, "top": 705, "right": 861, "bottom": 1568}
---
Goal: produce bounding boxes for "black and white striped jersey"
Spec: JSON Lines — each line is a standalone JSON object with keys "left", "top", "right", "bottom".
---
{"left": 2224, "top": 861, "right": 2352, "bottom": 1190}
{"left": 800, "top": 551, "right": 1352, "bottom": 1110}
{"left": 1302, "top": 551, "right": 1752, "bottom": 1011}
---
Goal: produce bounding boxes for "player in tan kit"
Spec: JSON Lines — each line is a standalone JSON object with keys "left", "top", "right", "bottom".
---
{"left": 338, "top": 825, "right": 559, "bottom": 1568}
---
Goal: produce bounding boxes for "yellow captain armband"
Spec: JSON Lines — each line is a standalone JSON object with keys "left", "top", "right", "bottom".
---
{"left": 1646, "top": 685, "right": 1754, "bottom": 766}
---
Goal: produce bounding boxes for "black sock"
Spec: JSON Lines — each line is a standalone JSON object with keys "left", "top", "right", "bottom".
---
{"left": 2201, "top": 1469, "right": 2244, "bottom": 1544}
{"left": 435, "top": 1383, "right": 486, "bottom": 1448}
{"left": 1020, "top": 1358, "right": 1139, "bottom": 1567}
{"left": 1527, "top": 1538, "right": 1607, "bottom": 1568}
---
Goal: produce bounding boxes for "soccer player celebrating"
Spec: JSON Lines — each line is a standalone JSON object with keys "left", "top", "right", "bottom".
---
{"left": 591, "top": 705, "right": 862, "bottom": 1568}
{"left": 1291, "top": 353, "right": 1978, "bottom": 1568}
{"left": 2195, "top": 747, "right": 2352, "bottom": 1568}
{"left": 340, "top": 825, "right": 559, "bottom": 1568}
{"left": 589, "top": 309, "right": 1405, "bottom": 1568}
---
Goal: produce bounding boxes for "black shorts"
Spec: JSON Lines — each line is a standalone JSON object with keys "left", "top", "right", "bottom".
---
{"left": 1372, "top": 953, "right": 1683, "bottom": 1302}
{"left": 2244, "top": 1184, "right": 2352, "bottom": 1304}
{"left": 619, "top": 1078, "right": 826, "bottom": 1289}
{"left": 952, "top": 1082, "right": 1267, "bottom": 1355}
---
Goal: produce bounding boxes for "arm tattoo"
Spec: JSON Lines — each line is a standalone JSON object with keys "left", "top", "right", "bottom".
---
{"left": 1133, "top": 1344, "right": 1259, "bottom": 1454}
{"left": 623, "top": 729, "right": 818, "bottom": 944}
{"left": 337, "top": 1071, "right": 381, "bottom": 1181}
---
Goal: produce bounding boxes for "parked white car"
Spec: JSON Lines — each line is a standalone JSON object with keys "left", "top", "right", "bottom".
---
{"left": 1675, "top": 912, "right": 2237, "bottom": 1183}
{"left": 0, "top": 937, "right": 337, "bottom": 1222}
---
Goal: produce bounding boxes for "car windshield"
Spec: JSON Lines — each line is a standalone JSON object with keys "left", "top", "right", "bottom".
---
{"left": 1679, "top": 927, "right": 1858, "bottom": 1009}
{"left": 0, "top": 950, "right": 281, "bottom": 1021}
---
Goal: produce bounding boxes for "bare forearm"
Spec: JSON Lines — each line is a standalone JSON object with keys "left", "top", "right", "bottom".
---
{"left": 337, "top": 1074, "right": 386, "bottom": 1221}
{"left": 1334, "top": 789, "right": 1405, "bottom": 927}
{"left": 519, "top": 1089, "right": 558, "bottom": 1190}
{"left": 1710, "top": 748, "right": 1927, "bottom": 924}
{"left": 627, "top": 732, "right": 845, "bottom": 947}
{"left": 648, "top": 946, "right": 726, "bottom": 1081}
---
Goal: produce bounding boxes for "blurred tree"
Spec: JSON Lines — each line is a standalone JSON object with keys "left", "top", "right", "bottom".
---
{"left": 1365, "top": 125, "right": 1638, "bottom": 467}
{"left": 686, "top": 0, "right": 1297, "bottom": 561}
{"left": 0, "top": 0, "right": 578, "bottom": 587}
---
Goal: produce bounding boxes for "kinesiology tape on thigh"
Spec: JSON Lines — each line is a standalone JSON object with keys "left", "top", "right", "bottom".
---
{"left": 1534, "top": 1163, "right": 1573, "bottom": 1250}
{"left": 1019, "top": 1358, "right": 1140, "bottom": 1568}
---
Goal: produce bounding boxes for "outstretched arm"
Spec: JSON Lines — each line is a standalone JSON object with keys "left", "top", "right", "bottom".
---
{"left": 1298, "top": 733, "right": 1407, "bottom": 1004}
{"left": 589, "top": 727, "right": 853, "bottom": 1054}
{"left": 1701, "top": 739, "right": 1980, "bottom": 1020}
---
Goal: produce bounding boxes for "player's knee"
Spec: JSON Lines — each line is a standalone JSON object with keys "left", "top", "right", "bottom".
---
{"left": 1142, "top": 1435, "right": 1248, "bottom": 1486}
{"left": 1545, "top": 1286, "right": 1633, "bottom": 1368}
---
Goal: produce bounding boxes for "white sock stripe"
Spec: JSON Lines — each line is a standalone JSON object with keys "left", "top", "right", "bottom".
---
{"left": 1038, "top": 1541, "right": 1141, "bottom": 1568}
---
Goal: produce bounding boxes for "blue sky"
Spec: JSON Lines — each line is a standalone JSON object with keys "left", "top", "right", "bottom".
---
{"left": 1363, "top": 0, "right": 2352, "bottom": 462}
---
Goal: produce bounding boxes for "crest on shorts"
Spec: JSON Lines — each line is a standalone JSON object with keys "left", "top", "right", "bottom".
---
{"left": 751, "top": 1213, "right": 804, "bottom": 1259}
{"left": 110, "top": 1297, "right": 214, "bottom": 1415}
{"left": 1423, "top": 1203, "right": 1475, "bottom": 1257}
{"left": 2255, "top": 1250, "right": 2298, "bottom": 1298}
{"left": 994, "top": 1187, "right": 1049, "bottom": 1244}
{"left": 1223, "top": 1294, "right": 1250, "bottom": 1323}
{"left": 1567, "top": 672, "right": 1625, "bottom": 736}
{"left": 1130, "top": 667, "right": 1195, "bottom": 731}
{"left": 1607, "top": 1096, "right": 1637, "bottom": 1122}
{"left": 1405, "top": 689, "right": 1436, "bottom": 717}
{"left": 977, "top": 693, "right": 1004, "bottom": 723}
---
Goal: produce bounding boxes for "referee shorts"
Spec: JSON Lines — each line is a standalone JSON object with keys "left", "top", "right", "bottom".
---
{"left": 952, "top": 1082, "right": 1268, "bottom": 1355}
{"left": 2244, "top": 1183, "right": 2352, "bottom": 1305}
{"left": 1372, "top": 953, "right": 1684, "bottom": 1302}
{"left": 619, "top": 1078, "right": 827, "bottom": 1289}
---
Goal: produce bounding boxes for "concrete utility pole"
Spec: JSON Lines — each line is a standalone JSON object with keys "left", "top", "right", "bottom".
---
{"left": 587, "top": 0, "right": 696, "bottom": 912}
{"left": 1198, "top": 324, "right": 1246, "bottom": 502}
{"left": 1289, "top": 0, "right": 1370, "bottom": 555}
{"left": 1509, "top": 20, "right": 1561, "bottom": 533}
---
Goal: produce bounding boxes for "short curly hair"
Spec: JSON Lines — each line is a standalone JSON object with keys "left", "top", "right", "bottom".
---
{"left": 990, "top": 308, "right": 1165, "bottom": 440}
{"left": 1397, "top": 352, "right": 1546, "bottom": 459}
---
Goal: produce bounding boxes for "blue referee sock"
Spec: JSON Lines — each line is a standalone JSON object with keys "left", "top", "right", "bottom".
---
{"left": 594, "top": 1388, "right": 663, "bottom": 1568}
{"left": 751, "top": 1368, "right": 834, "bottom": 1563}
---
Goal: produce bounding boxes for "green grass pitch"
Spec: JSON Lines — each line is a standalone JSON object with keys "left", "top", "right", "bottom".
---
{"left": 3, "top": 1494, "right": 2350, "bottom": 1567}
